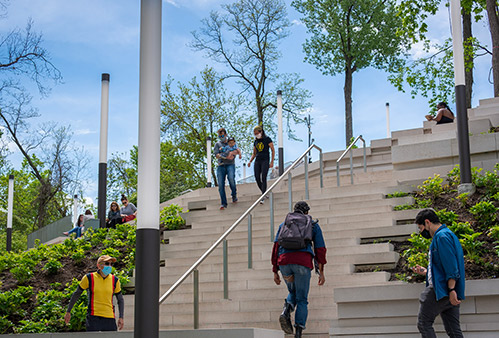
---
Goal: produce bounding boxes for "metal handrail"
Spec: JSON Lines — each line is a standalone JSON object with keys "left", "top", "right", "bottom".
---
{"left": 336, "top": 135, "right": 367, "bottom": 186}
{"left": 159, "top": 144, "right": 323, "bottom": 310}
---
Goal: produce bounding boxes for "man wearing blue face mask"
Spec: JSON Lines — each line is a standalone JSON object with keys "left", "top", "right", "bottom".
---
{"left": 214, "top": 127, "right": 238, "bottom": 209}
{"left": 65, "top": 255, "right": 124, "bottom": 331}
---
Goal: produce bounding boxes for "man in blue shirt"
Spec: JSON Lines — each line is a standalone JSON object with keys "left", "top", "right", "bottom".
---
{"left": 413, "top": 209, "right": 465, "bottom": 338}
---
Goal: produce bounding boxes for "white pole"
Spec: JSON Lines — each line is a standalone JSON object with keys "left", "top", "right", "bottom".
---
{"left": 243, "top": 163, "right": 246, "bottom": 180}
{"left": 98, "top": 74, "right": 110, "bottom": 229}
{"left": 6, "top": 175, "right": 14, "bottom": 251}
{"left": 206, "top": 137, "right": 212, "bottom": 187}
{"left": 135, "top": 0, "right": 161, "bottom": 336}
{"left": 277, "top": 90, "right": 284, "bottom": 176}
{"left": 450, "top": 0, "right": 465, "bottom": 86}
{"left": 385, "top": 102, "right": 390, "bottom": 138}
{"left": 72, "top": 194, "right": 78, "bottom": 225}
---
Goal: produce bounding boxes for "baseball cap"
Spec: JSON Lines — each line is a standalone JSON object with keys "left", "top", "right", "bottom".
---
{"left": 97, "top": 255, "right": 117, "bottom": 265}
{"left": 227, "top": 137, "right": 235, "bottom": 142}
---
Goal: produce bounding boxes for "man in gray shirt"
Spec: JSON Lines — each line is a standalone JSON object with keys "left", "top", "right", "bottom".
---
{"left": 214, "top": 128, "right": 237, "bottom": 209}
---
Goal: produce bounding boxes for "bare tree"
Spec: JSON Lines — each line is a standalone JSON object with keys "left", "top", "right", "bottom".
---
{"left": 191, "top": 0, "right": 311, "bottom": 136}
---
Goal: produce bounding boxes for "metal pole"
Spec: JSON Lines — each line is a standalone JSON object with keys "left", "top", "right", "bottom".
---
{"left": 450, "top": 0, "right": 472, "bottom": 191}
{"left": 304, "top": 154, "right": 309, "bottom": 200}
{"left": 223, "top": 239, "right": 228, "bottom": 299}
{"left": 98, "top": 73, "right": 110, "bottom": 229}
{"left": 270, "top": 192, "right": 274, "bottom": 242}
{"left": 248, "top": 214, "right": 252, "bottom": 269}
{"left": 319, "top": 151, "right": 324, "bottom": 188}
{"left": 193, "top": 269, "right": 199, "bottom": 329}
{"left": 349, "top": 149, "right": 354, "bottom": 185}
{"left": 277, "top": 90, "right": 284, "bottom": 176}
{"left": 135, "top": 0, "right": 161, "bottom": 337}
{"left": 6, "top": 175, "right": 13, "bottom": 252}
{"left": 288, "top": 172, "right": 292, "bottom": 212}
{"left": 307, "top": 114, "right": 312, "bottom": 163}
{"left": 206, "top": 137, "right": 212, "bottom": 187}
{"left": 385, "top": 103, "right": 390, "bottom": 138}
{"left": 72, "top": 194, "right": 78, "bottom": 226}
{"left": 362, "top": 138, "right": 367, "bottom": 172}
{"left": 243, "top": 163, "right": 246, "bottom": 181}
{"left": 336, "top": 162, "right": 340, "bottom": 187}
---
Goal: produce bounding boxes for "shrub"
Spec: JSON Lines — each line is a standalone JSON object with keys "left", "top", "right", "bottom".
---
{"left": 435, "top": 209, "right": 458, "bottom": 226}
{"left": 43, "top": 259, "right": 63, "bottom": 275}
{"left": 488, "top": 226, "right": 499, "bottom": 241}
{"left": 394, "top": 203, "right": 415, "bottom": 211}
{"left": 71, "top": 249, "right": 85, "bottom": 265}
{"left": 11, "top": 265, "right": 33, "bottom": 285}
{"left": 470, "top": 201, "right": 498, "bottom": 229}
{"left": 416, "top": 198, "right": 432, "bottom": 209}
{"left": 0, "top": 286, "right": 33, "bottom": 318}
{"left": 402, "top": 233, "right": 431, "bottom": 268}
{"left": 160, "top": 204, "right": 187, "bottom": 230}
{"left": 386, "top": 191, "right": 410, "bottom": 198}
{"left": 456, "top": 193, "right": 469, "bottom": 207}
{"left": 0, "top": 316, "right": 13, "bottom": 334}
{"left": 460, "top": 232, "right": 484, "bottom": 263}
{"left": 418, "top": 175, "right": 444, "bottom": 198}
{"left": 448, "top": 222, "right": 474, "bottom": 239}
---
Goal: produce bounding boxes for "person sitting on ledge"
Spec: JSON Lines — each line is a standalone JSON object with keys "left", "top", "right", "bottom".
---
{"left": 63, "top": 214, "right": 84, "bottom": 238}
{"left": 425, "top": 102, "right": 455, "bottom": 125}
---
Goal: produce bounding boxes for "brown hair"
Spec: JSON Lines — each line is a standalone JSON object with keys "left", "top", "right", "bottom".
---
{"left": 253, "top": 125, "right": 266, "bottom": 138}
{"left": 110, "top": 201, "right": 119, "bottom": 211}
{"left": 217, "top": 128, "right": 227, "bottom": 135}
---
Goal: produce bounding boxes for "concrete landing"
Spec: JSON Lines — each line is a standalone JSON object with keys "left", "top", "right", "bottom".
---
{"left": 7, "top": 328, "right": 284, "bottom": 338}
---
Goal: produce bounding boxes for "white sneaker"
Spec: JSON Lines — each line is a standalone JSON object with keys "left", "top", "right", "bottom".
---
{"left": 259, "top": 200, "right": 265, "bottom": 205}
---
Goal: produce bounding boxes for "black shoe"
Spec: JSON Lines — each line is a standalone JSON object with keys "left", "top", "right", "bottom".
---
{"left": 279, "top": 300, "right": 294, "bottom": 334}
{"left": 294, "top": 326, "right": 303, "bottom": 338}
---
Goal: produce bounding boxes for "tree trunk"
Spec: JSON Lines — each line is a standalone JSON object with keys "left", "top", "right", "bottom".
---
{"left": 486, "top": 0, "right": 499, "bottom": 97}
{"left": 344, "top": 66, "right": 353, "bottom": 147}
{"left": 463, "top": 10, "right": 473, "bottom": 108}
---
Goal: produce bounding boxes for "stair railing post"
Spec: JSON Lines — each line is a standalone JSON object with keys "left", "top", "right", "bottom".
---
{"left": 336, "top": 161, "right": 340, "bottom": 187}
{"left": 288, "top": 172, "right": 293, "bottom": 212}
{"left": 223, "top": 239, "right": 228, "bottom": 299}
{"left": 349, "top": 149, "right": 354, "bottom": 185}
{"left": 304, "top": 154, "right": 309, "bottom": 200}
{"left": 193, "top": 269, "right": 199, "bottom": 329}
{"left": 248, "top": 213, "right": 252, "bottom": 269}
{"left": 270, "top": 192, "right": 275, "bottom": 242}
{"left": 319, "top": 150, "right": 324, "bottom": 188}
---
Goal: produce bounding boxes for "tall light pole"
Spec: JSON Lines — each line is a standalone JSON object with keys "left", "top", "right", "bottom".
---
{"left": 135, "top": 0, "right": 161, "bottom": 337}
{"left": 72, "top": 194, "right": 78, "bottom": 225}
{"left": 206, "top": 137, "right": 212, "bottom": 187}
{"left": 450, "top": 0, "right": 473, "bottom": 194}
{"left": 6, "top": 175, "right": 13, "bottom": 252}
{"left": 277, "top": 90, "right": 284, "bottom": 175}
{"left": 385, "top": 102, "right": 390, "bottom": 138}
{"left": 98, "top": 73, "right": 110, "bottom": 229}
{"left": 304, "top": 114, "right": 312, "bottom": 163}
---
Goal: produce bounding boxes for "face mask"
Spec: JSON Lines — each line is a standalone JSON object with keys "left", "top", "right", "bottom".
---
{"left": 420, "top": 229, "right": 431, "bottom": 239}
{"left": 102, "top": 265, "right": 112, "bottom": 276}
{"left": 219, "top": 135, "right": 227, "bottom": 142}
{"left": 256, "top": 133, "right": 262, "bottom": 139}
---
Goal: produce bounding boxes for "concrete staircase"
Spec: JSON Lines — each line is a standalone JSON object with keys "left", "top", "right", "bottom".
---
{"left": 119, "top": 98, "right": 499, "bottom": 336}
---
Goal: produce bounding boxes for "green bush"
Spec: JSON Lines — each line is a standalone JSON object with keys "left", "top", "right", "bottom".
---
{"left": 435, "top": 209, "right": 458, "bottom": 226}
{"left": 0, "top": 286, "right": 33, "bottom": 318}
{"left": 488, "top": 226, "right": 499, "bottom": 241}
{"left": 470, "top": 201, "right": 498, "bottom": 229}
{"left": 402, "top": 233, "right": 431, "bottom": 268}
{"left": 460, "top": 232, "right": 484, "bottom": 263}
{"left": 448, "top": 222, "right": 474, "bottom": 239}
{"left": 418, "top": 175, "right": 444, "bottom": 198}
{"left": 71, "top": 249, "right": 85, "bottom": 265}
{"left": 43, "top": 259, "right": 63, "bottom": 275}
{"left": 456, "top": 193, "right": 469, "bottom": 207}
{"left": 393, "top": 203, "right": 415, "bottom": 211}
{"left": 11, "top": 265, "right": 33, "bottom": 285}
{"left": 386, "top": 191, "right": 410, "bottom": 198}
{"left": 0, "top": 315, "right": 13, "bottom": 334}
{"left": 160, "top": 204, "right": 187, "bottom": 230}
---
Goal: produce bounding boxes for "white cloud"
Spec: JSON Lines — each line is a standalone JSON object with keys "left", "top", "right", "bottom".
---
{"left": 74, "top": 128, "right": 96, "bottom": 136}
{"left": 291, "top": 19, "right": 304, "bottom": 27}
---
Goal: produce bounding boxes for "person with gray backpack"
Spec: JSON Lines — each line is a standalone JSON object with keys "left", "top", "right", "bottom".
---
{"left": 271, "top": 201, "right": 327, "bottom": 338}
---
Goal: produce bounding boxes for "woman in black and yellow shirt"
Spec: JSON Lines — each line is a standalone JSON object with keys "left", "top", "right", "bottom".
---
{"left": 248, "top": 125, "right": 275, "bottom": 204}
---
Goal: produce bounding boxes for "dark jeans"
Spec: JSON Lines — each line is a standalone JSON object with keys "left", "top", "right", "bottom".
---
{"left": 86, "top": 315, "right": 117, "bottom": 331}
{"left": 417, "top": 286, "right": 463, "bottom": 338}
{"left": 67, "top": 226, "right": 82, "bottom": 238}
{"left": 106, "top": 218, "right": 122, "bottom": 229}
{"left": 254, "top": 159, "right": 269, "bottom": 194}
{"left": 217, "top": 164, "right": 236, "bottom": 206}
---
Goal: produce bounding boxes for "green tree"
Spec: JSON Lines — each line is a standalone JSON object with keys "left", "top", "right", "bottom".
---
{"left": 162, "top": 67, "right": 255, "bottom": 186}
{"left": 293, "top": 0, "right": 408, "bottom": 146}
{"left": 191, "top": 0, "right": 311, "bottom": 136}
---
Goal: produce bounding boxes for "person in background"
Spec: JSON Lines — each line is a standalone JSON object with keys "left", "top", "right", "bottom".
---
{"left": 83, "top": 210, "right": 94, "bottom": 223}
{"left": 120, "top": 195, "right": 137, "bottom": 222}
{"left": 248, "top": 125, "right": 275, "bottom": 204}
{"left": 106, "top": 202, "right": 122, "bottom": 229}
{"left": 64, "top": 255, "right": 124, "bottom": 331}
{"left": 63, "top": 214, "right": 85, "bottom": 238}
{"left": 214, "top": 128, "right": 238, "bottom": 209}
{"left": 412, "top": 209, "right": 465, "bottom": 338}
{"left": 271, "top": 201, "right": 327, "bottom": 338}
{"left": 425, "top": 102, "right": 455, "bottom": 125}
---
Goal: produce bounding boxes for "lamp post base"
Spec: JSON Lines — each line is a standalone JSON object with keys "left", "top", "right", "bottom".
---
{"left": 458, "top": 183, "right": 475, "bottom": 196}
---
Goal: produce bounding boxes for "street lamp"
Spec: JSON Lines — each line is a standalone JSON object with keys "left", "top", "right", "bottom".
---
{"left": 304, "top": 114, "right": 312, "bottom": 163}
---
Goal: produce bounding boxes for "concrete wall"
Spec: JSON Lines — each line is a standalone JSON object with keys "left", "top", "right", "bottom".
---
{"left": 331, "top": 280, "right": 499, "bottom": 337}
{"left": 27, "top": 217, "right": 100, "bottom": 248}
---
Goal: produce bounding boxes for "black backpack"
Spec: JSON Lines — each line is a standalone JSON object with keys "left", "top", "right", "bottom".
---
{"left": 277, "top": 212, "right": 313, "bottom": 250}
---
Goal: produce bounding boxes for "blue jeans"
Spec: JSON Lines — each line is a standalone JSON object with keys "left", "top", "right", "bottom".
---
{"left": 217, "top": 164, "right": 237, "bottom": 206}
{"left": 68, "top": 226, "right": 82, "bottom": 238}
{"left": 279, "top": 264, "right": 311, "bottom": 329}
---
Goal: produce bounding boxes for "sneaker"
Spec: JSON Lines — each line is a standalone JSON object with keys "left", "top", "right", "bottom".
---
{"left": 259, "top": 199, "right": 265, "bottom": 205}
{"left": 220, "top": 205, "right": 227, "bottom": 210}
{"left": 232, "top": 197, "right": 238, "bottom": 203}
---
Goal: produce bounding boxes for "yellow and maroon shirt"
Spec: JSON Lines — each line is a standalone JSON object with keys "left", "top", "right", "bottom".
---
{"left": 79, "top": 272, "right": 121, "bottom": 318}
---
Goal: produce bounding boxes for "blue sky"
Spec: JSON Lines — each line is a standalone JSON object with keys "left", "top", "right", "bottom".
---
{"left": 1, "top": 0, "right": 495, "bottom": 203}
